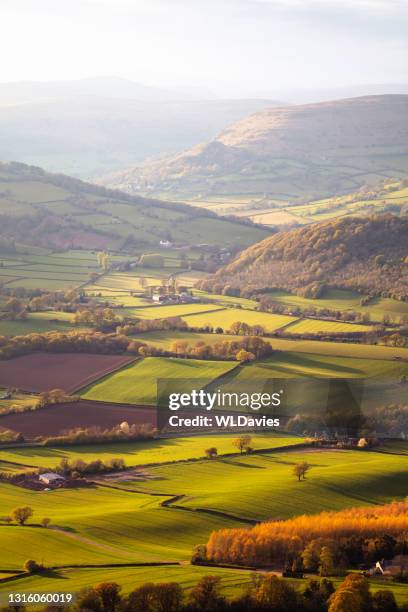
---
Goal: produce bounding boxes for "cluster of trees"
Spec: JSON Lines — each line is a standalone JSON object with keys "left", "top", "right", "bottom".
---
{"left": 204, "top": 500, "right": 408, "bottom": 568}
{"left": 34, "top": 573, "right": 405, "bottom": 611}
{"left": 28, "top": 289, "right": 83, "bottom": 312}
{"left": 199, "top": 215, "right": 408, "bottom": 301}
{"left": 116, "top": 316, "right": 188, "bottom": 336}
{"left": 97, "top": 251, "right": 110, "bottom": 271}
{"left": 228, "top": 321, "right": 265, "bottom": 336}
{"left": 205, "top": 436, "right": 253, "bottom": 459}
{"left": 42, "top": 423, "right": 156, "bottom": 446}
{"left": 74, "top": 307, "right": 119, "bottom": 330}
{"left": 0, "top": 330, "right": 133, "bottom": 359}
{"left": 0, "top": 428, "right": 24, "bottom": 444}
{"left": 54, "top": 456, "right": 126, "bottom": 477}
{"left": 0, "top": 297, "right": 27, "bottom": 320}
{"left": 366, "top": 404, "right": 408, "bottom": 437}
{"left": 170, "top": 337, "right": 273, "bottom": 361}
{"left": 38, "top": 388, "right": 77, "bottom": 408}
{"left": 1, "top": 506, "right": 50, "bottom": 528}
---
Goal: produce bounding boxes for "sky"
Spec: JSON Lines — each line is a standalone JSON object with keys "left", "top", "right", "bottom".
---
{"left": 1, "top": 0, "right": 407, "bottom": 96}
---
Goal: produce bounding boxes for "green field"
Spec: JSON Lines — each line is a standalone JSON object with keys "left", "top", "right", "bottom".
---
{"left": 124, "top": 303, "right": 225, "bottom": 320}
{"left": 267, "top": 289, "right": 408, "bottom": 323}
{"left": 0, "top": 482, "right": 244, "bottom": 570}
{"left": 0, "top": 391, "right": 37, "bottom": 415}
{"left": 0, "top": 432, "right": 304, "bottom": 469}
{"left": 181, "top": 308, "right": 298, "bottom": 332}
{"left": 0, "top": 316, "right": 78, "bottom": 337}
{"left": 285, "top": 318, "right": 373, "bottom": 335}
{"left": 132, "top": 330, "right": 408, "bottom": 360}
{"left": 230, "top": 352, "right": 408, "bottom": 380}
{"left": 81, "top": 356, "right": 238, "bottom": 404}
{"left": 126, "top": 446, "right": 408, "bottom": 521}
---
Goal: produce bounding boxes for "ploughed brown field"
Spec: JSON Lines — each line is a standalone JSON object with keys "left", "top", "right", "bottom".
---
{"left": 0, "top": 399, "right": 157, "bottom": 438}
{"left": 0, "top": 353, "right": 136, "bottom": 393}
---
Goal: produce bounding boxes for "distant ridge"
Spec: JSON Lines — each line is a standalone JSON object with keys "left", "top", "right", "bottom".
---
{"left": 105, "top": 95, "right": 408, "bottom": 202}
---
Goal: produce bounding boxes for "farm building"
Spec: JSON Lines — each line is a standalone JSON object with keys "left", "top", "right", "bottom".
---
{"left": 370, "top": 555, "right": 408, "bottom": 577}
{"left": 39, "top": 473, "right": 66, "bottom": 486}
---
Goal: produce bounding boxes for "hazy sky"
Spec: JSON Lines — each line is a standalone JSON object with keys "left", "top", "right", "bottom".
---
{"left": 1, "top": 0, "right": 407, "bottom": 95}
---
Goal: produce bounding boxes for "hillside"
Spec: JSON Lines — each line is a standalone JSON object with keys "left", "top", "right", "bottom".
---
{"left": 105, "top": 95, "right": 408, "bottom": 203}
{"left": 0, "top": 161, "right": 270, "bottom": 251}
{"left": 199, "top": 215, "right": 408, "bottom": 299}
{"left": 0, "top": 78, "right": 278, "bottom": 178}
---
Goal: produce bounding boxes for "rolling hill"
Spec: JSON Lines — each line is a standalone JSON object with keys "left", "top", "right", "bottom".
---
{"left": 199, "top": 215, "right": 408, "bottom": 299}
{"left": 0, "top": 77, "right": 278, "bottom": 178}
{"left": 105, "top": 95, "right": 408, "bottom": 203}
{"left": 0, "top": 161, "right": 270, "bottom": 251}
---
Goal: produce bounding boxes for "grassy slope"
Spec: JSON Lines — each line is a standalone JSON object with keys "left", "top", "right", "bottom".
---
{"left": 131, "top": 330, "right": 408, "bottom": 360}
{"left": 0, "top": 482, "right": 244, "bottom": 570}
{"left": 181, "top": 308, "right": 298, "bottom": 332}
{"left": 230, "top": 352, "right": 408, "bottom": 380}
{"left": 81, "top": 357, "right": 238, "bottom": 404}
{"left": 0, "top": 432, "right": 304, "bottom": 469}
{"left": 129, "top": 447, "right": 408, "bottom": 521}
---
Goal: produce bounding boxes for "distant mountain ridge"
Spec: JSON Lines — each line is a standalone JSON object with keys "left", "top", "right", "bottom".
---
{"left": 0, "top": 81, "right": 279, "bottom": 178}
{"left": 105, "top": 95, "right": 408, "bottom": 203}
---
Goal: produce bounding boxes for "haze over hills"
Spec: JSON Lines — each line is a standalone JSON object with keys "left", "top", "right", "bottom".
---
{"left": 199, "top": 215, "right": 408, "bottom": 300}
{"left": 0, "top": 76, "right": 216, "bottom": 105}
{"left": 0, "top": 77, "right": 280, "bottom": 178}
{"left": 105, "top": 95, "right": 408, "bottom": 204}
{"left": 0, "top": 161, "right": 270, "bottom": 251}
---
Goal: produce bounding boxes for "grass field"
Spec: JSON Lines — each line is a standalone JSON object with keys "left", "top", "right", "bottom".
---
{"left": 81, "top": 356, "right": 238, "bottom": 404}
{"left": 0, "top": 432, "right": 304, "bottom": 469}
{"left": 0, "top": 315, "right": 78, "bottom": 337}
{"left": 267, "top": 289, "right": 408, "bottom": 323}
{"left": 182, "top": 308, "right": 298, "bottom": 332}
{"left": 129, "top": 446, "right": 408, "bottom": 521}
{"left": 131, "top": 330, "right": 408, "bottom": 360}
{"left": 0, "top": 482, "right": 245, "bottom": 570}
{"left": 284, "top": 318, "right": 373, "bottom": 335}
{"left": 123, "top": 303, "right": 224, "bottom": 320}
{"left": 230, "top": 352, "right": 408, "bottom": 380}
{"left": 0, "top": 391, "right": 37, "bottom": 415}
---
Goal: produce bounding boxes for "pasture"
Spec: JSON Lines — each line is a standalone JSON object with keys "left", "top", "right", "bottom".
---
{"left": 0, "top": 391, "right": 37, "bottom": 415}
{"left": 230, "top": 352, "right": 408, "bottom": 380}
{"left": 284, "top": 318, "right": 373, "bottom": 335}
{"left": 267, "top": 289, "right": 408, "bottom": 322}
{"left": 82, "top": 356, "right": 238, "bottom": 404}
{"left": 182, "top": 308, "right": 298, "bottom": 332}
{"left": 0, "top": 313, "right": 80, "bottom": 337}
{"left": 0, "top": 482, "right": 245, "bottom": 570}
{"left": 130, "top": 446, "right": 408, "bottom": 521}
{"left": 123, "top": 303, "right": 224, "bottom": 320}
{"left": 131, "top": 329, "right": 408, "bottom": 360}
{"left": 0, "top": 432, "right": 304, "bottom": 469}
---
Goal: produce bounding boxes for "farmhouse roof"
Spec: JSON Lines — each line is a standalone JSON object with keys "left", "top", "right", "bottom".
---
{"left": 39, "top": 472, "right": 66, "bottom": 482}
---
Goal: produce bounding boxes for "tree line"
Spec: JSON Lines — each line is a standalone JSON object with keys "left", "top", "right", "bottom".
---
{"left": 203, "top": 500, "right": 408, "bottom": 570}
{"left": 13, "top": 572, "right": 406, "bottom": 611}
